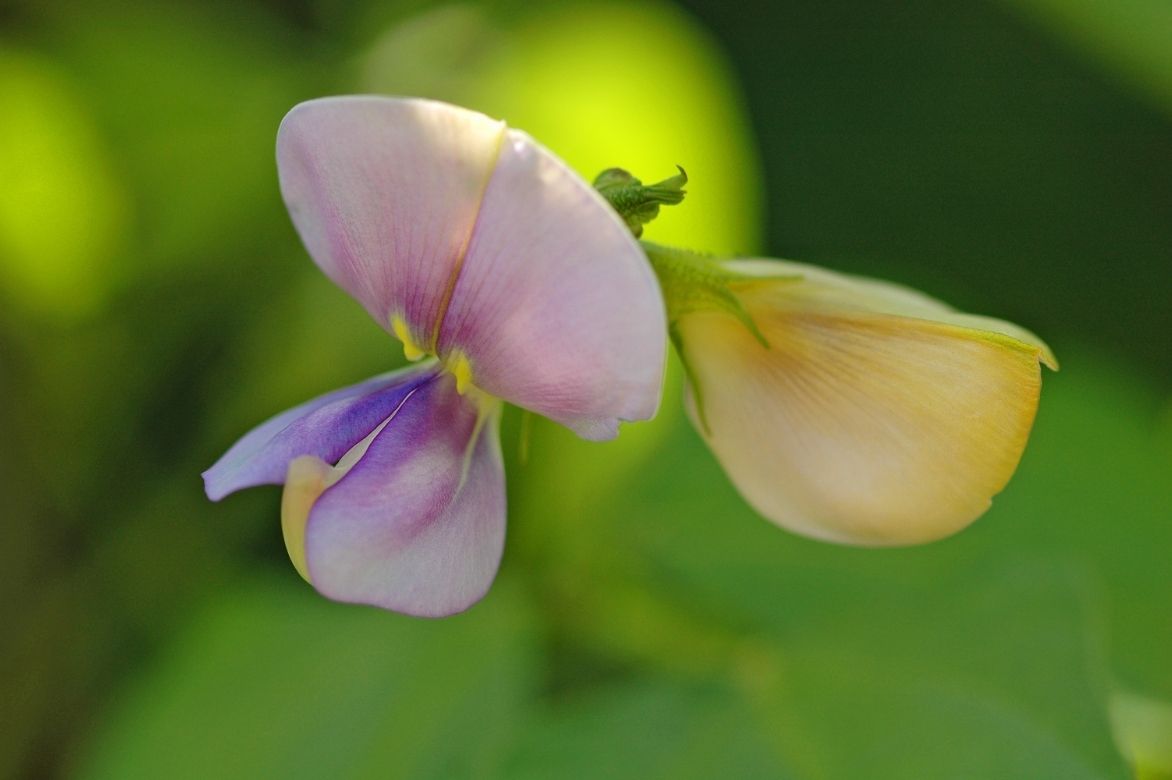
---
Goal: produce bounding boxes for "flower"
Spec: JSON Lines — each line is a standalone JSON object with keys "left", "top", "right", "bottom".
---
{"left": 203, "top": 97, "right": 666, "bottom": 616}
{"left": 645, "top": 245, "right": 1057, "bottom": 546}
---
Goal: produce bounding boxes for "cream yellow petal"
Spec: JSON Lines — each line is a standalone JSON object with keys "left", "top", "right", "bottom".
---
{"left": 723, "top": 259, "right": 1057, "bottom": 370}
{"left": 281, "top": 455, "right": 335, "bottom": 582}
{"left": 678, "top": 264, "right": 1053, "bottom": 546}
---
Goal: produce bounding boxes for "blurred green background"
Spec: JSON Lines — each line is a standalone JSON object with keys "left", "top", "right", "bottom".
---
{"left": 2, "top": 0, "right": 1170, "bottom": 777}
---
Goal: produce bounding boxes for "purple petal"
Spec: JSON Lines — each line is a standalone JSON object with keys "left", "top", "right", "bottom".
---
{"left": 437, "top": 130, "right": 667, "bottom": 439}
{"left": 202, "top": 363, "right": 438, "bottom": 501}
{"left": 276, "top": 97, "right": 506, "bottom": 341}
{"left": 304, "top": 375, "right": 505, "bottom": 617}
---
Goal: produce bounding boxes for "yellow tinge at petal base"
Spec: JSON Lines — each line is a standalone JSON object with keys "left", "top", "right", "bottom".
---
{"left": 281, "top": 456, "right": 333, "bottom": 582}
{"left": 676, "top": 259, "right": 1057, "bottom": 546}
{"left": 280, "top": 416, "right": 392, "bottom": 582}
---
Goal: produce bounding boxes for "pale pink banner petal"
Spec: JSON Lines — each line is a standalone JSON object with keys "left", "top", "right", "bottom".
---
{"left": 438, "top": 130, "right": 667, "bottom": 440}
{"left": 276, "top": 96, "right": 505, "bottom": 342}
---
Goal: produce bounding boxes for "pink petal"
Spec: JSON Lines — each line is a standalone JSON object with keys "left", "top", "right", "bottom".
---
{"left": 276, "top": 96, "right": 667, "bottom": 438}
{"left": 437, "top": 130, "right": 667, "bottom": 439}
{"left": 303, "top": 375, "right": 505, "bottom": 617}
{"left": 276, "top": 97, "right": 506, "bottom": 343}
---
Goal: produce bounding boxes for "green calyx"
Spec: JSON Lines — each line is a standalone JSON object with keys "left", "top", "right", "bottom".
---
{"left": 593, "top": 164, "right": 798, "bottom": 430}
{"left": 640, "top": 241, "right": 779, "bottom": 348}
{"left": 593, "top": 166, "right": 688, "bottom": 238}
{"left": 640, "top": 241, "right": 798, "bottom": 433}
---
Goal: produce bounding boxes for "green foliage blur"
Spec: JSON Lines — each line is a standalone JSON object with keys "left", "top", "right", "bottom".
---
{"left": 1, "top": 0, "right": 1170, "bottom": 777}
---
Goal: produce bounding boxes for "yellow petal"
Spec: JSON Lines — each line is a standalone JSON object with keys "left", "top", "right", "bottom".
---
{"left": 281, "top": 455, "right": 335, "bottom": 582}
{"left": 678, "top": 260, "right": 1055, "bottom": 546}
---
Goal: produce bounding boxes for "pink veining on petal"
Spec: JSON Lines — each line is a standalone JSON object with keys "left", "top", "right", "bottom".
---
{"left": 437, "top": 130, "right": 667, "bottom": 439}
{"left": 276, "top": 96, "right": 506, "bottom": 339}
{"left": 304, "top": 375, "right": 506, "bottom": 617}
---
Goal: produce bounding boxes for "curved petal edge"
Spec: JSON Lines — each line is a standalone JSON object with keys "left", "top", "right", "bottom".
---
{"left": 679, "top": 261, "right": 1055, "bottom": 546}
{"left": 300, "top": 375, "right": 506, "bottom": 617}
{"left": 202, "top": 364, "right": 437, "bottom": 501}
{"left": 437, "top": 129, "right": 667, "bottom": 440}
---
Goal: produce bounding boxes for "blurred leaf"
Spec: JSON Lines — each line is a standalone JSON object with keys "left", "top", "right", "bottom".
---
{"left": 1111, "top": 690, "right": 1172, "bottom": 778}
{"left": 762, "top": 562, "right": 1129, "bottom": 779}
{"left": 76, "top": 579, "right": 538, "bottom": 780}
{"left": 0, "top": 49, "right": 127, "bottom": 318}
{"left": 498, "top": 679, "right": 793, "bottom": 779}
{"left": 491, "top": 563, "right": 1128, "bottom": 778}
{"left": 504, "top": 356, "right": 684, "bottom": 586}
{"left": 992, "top": 353, "right": 1172, "bottom": 698}
{"left": 0, "top": 572, "right": 119, "bottom": 779}
{"left": 999, "top": 0, "right": 1172, "bottom": 117}
{"left": 40, "top": 0, "right": 309, "bottom": 265}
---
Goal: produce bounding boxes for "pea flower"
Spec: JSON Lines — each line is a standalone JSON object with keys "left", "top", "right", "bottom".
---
{"left": 203, "top": 97, "right": 666, "bottom": 616}
{"left": 641, "top": 242, "right": 1057, "bottom": 546}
